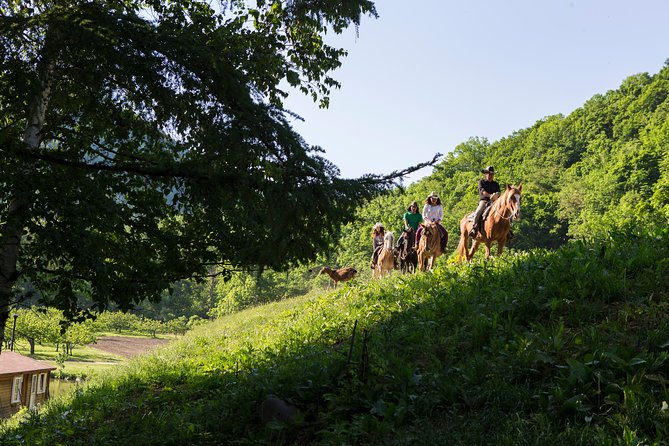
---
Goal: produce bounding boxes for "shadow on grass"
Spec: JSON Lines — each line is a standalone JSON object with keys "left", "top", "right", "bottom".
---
{"left": 3, "top": 232, "right": 669, "bottom": 445}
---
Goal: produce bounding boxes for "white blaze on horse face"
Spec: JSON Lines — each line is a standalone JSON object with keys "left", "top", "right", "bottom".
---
{"left": 513, "top": 193, "right": 521, "bottom": 218}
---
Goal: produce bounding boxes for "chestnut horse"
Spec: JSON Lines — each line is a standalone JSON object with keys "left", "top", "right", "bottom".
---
{"left": 456, "top": 184, "right": 522, "bottom": 262}
{"left": 417, "top": 222, "right": 442, "bottom": 271}
{"left": 374, "top": 231, "right": 396, "bottom": 278}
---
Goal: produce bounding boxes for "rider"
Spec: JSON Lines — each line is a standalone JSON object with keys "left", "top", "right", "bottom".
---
{"left": 469, "top": 166, "right": 501, "bottom": 238}
{"left": 416, "top": 192, "right": 448, "bottom": 251}
{"left": 403, "top": 201, "right": 423, "bottom": 231}
{"left": 370, "top": 222, "right": 385, "bottom": 269}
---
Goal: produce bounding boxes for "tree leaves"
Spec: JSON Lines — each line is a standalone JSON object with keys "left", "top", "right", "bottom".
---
{"left": 0, "top": 1, "right": 405, "bottom": 331}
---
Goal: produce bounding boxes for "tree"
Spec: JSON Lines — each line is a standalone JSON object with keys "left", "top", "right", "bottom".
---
{"left": 11, "top": 307, "right": 60, "bottom": 355}
{"left": 0, "top": 1, "right": 439, "bottom": 347}
{"left": 60, "top": 320, "right": 96, "bottom": 356}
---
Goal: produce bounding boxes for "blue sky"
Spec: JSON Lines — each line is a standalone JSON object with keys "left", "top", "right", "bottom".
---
{"left": 283, "top": 0, "right": 669, "bottom": 184}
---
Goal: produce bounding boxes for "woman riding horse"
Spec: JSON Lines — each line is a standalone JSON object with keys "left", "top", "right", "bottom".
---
{"left": 396, "top": 201, "right": 422, "bottom": 273}
{"left": 370, "top": 222, "right": 388, "bottom": 270}
{"left": 415, "top": 192, "right": 447, "bottom": 252}
{"left": 374, "top": 231, "right": 396, "bottom": 278}
{"left": 403, "top": 201, "right": 423, "bottom": 232}
{"left": 417, "top": 221, "right": 442, "bottom": 271}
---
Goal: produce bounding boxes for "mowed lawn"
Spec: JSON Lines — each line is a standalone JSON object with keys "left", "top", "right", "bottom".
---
{"left": 11, "top": 334, "right": 172, "bottom": 378}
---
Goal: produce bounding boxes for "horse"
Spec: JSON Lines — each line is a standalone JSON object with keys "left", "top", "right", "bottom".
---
{"left": 456, "top": 184, "right": 522, "bottom": 262}
{"left": 319, "top": 267, "right": 357, "bottom": 289}
{"left": 374, "top": 231, "right": 395, "bottom": 279}
{"left": 417, "top": 222, "right": 442, "bottom": 271}
{"left": 396, "top": 227, "right": 418, "bottom": 273}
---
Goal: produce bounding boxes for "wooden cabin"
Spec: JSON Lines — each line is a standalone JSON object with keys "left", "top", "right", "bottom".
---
{"left": 0, "top": 351, "right": 56, "bottom": 418}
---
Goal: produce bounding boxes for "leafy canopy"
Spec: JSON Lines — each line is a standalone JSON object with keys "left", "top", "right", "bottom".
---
{"left": 0, "top": 1, "right": 438, "bottom": 331}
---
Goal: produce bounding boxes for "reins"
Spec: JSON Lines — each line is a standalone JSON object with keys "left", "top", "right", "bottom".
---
{"left": 491, "top": 190, "right": 519, "bottom": 221}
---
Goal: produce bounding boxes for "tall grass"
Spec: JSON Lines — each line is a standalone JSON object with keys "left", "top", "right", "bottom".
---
{"left": 1, "top": 229, "right": 669, "bottom": 445}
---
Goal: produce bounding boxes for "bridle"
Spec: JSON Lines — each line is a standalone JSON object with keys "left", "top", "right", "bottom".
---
{"left": 492, "top": 189, "right": 521, "bottom": 221}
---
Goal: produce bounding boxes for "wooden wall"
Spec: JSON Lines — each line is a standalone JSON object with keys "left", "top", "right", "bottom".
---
{"left": 0, "top": 372, "right": 52, "bottom": 419}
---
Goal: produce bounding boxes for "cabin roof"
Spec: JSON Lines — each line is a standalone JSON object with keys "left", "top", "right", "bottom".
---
{"left": 0, "top": 351, "right": 57, "bottom": 376}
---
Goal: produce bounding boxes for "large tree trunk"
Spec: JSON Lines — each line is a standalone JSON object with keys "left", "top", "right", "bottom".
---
{"left": 0, "top": 58, "right": 54, "bottom": 353}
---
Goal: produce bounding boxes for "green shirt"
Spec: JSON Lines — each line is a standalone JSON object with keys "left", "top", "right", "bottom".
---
{"left": 403, "top": 211, "right": 423, "bottom": 230}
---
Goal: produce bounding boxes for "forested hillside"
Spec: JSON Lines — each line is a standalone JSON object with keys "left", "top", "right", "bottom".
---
{"left": 339, "top": 63, "right": 669, "bottom": 256}
{"left": 1, "top": 62, "right": 669, "bottom": 446}
{"left": 191, "top": 63, "right": 669, "bottom": 312}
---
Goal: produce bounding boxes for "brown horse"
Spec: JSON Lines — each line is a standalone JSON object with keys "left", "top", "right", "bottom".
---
{"left": 456, "top": 184, "right": 522, "bottom": 262}
{"left": 417, "top": 222, "right": 442, "bottom": 271}
{"left": 319, "top": 267, "right": 357, "bottom": 289}
{"left": 374, "top": 231, "right": 396, "bottom": 279}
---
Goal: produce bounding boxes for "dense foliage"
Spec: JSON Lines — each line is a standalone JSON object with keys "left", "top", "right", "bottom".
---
{"left": 178, "top": 62, "right": 669, "bottom": 315}
{"left": 0, "top": 0, "right": 442, "bottom": 343}
{"left": 0, "top": 4, "right": 667, "bottom": 441}
{"left": 1, "top": 228, "right": 668, "bottom": 444}
{"left": 341, "top": 63, "right": 669, "bottom": 256}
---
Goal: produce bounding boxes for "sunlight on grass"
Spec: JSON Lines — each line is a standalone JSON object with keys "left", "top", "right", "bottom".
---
{"left": 2, "top": 232, "right": 669, "bottom": 445}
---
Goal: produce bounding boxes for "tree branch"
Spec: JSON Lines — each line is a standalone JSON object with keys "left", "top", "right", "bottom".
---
{"left": 357, "top": 152, "right": 443, "bottom": 185}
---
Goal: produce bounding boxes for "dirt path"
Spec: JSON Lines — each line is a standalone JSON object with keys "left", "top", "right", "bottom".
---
{"left": 89, "top": 336, "right": 170, "bottom": 358}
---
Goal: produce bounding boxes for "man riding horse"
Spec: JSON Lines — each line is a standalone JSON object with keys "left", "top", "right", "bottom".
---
{"left": 469, "top": 166, "right": 501, "bottom": 238}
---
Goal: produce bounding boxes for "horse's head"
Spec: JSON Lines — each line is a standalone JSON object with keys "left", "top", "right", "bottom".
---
{"left": 383, "top": 231, "right": 395, "bottom": 250}
{"left": 400, "top": 227, "right": 415, "bottom": 250}
{"left": 422, "top": 222, "right": 438, "bottom": 240}
{"left": 504, "top": 183, "right": 523, "bottom": 220}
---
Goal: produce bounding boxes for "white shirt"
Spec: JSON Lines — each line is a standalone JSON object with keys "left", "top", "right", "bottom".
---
{"left": 422, "top": 203, "right": 443, "bottom": 222}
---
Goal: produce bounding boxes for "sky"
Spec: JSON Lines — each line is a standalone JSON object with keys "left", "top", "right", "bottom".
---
{"left": 282, "top": 0, "right": 669, "bottom": 185}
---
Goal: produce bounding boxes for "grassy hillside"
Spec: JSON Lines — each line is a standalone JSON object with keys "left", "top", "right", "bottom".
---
{"left": 2, "top": 228, "right": 668, "bottom": 444}
{"left": 154, "top": 65, "right": 669, "bottom": 322}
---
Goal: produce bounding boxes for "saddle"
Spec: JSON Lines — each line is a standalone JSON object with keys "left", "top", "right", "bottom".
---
{"left": 466, "top": 203, "right": 493, "bottom": 224}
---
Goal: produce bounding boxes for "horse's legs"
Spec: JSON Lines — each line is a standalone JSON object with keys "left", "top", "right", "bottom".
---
{"left": 496, "top": 238, "right": 506, "bottom": 256}
{"left": 467, "top": 240, "right": 480, "bottom": 261}
{"left": 484, "top": 243, "right": 492, "bottom": 259}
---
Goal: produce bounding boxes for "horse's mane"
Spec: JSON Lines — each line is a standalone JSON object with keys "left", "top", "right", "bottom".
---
{"left": 383, "top": 231, "right": 394, "bottom": 250}
{"left": 490, "top": 185, "right": 520, "bottom": 215}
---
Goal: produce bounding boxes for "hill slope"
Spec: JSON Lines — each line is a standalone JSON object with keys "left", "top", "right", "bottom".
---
{"left": 1, "top": 229, "right": 668, "bottom": 444}
{"left": 154, "top": 64, "right": 669, "bottom": 323}
{"left": 332, "top": 64, "right": 669, "bottom": 270}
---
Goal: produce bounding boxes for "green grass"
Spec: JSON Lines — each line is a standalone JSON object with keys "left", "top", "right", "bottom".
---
{"left": 11, "top": 339, "right": 122, "bottom": 363}
{"left": 2, "top": 229, "right": 669, "bottom": 444}
{"left": 11, "top": 339, "right": 123, "bottom": 380}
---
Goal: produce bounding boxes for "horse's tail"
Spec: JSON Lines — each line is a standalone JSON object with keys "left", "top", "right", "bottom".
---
{"left": 455, "top": 221, "right": 468, "bottom": 262}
